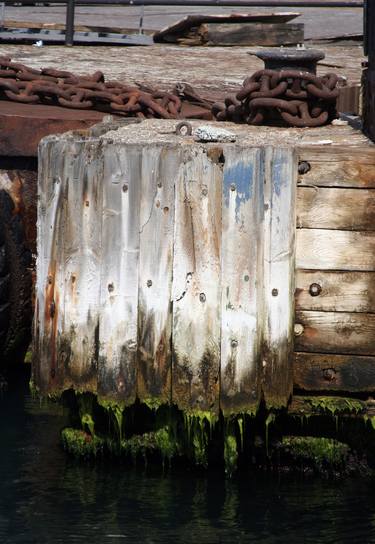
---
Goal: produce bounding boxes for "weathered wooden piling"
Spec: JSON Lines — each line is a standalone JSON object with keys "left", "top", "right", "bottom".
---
{"left": 34, "top": 119, "right": 375, "bottom": 421}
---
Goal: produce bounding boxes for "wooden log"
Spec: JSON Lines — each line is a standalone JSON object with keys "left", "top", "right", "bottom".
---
{"left": 296, "top": 229, "right": 375, "bottom": 271}
{"left": 296, "top": 187, "right": 375, "bottom": 231}
{"left": 98, "top": 146, "right": 141, "bottom": 404}
{"left": 297, "top": 147, "right": 375, "bottom": 189}
{"left": 172, "top": 147, "right": 222, "bottom": 414}
{"left": 262, "top": 147, "right": 297, "bottom": 408}
{"left": 294, "top": 352, "right": 375, "bottom": 392}
{"left": 295, "top": 310, "right": 375, "bottom": 356}
{"left": 220, "top": 147, "right": 263, "bottom": 415}
{"left": 296, "top": 270, "right": 375, "bottom": 313}
{"left": 205, "top": 23, "right": 304, "bottom": 47}
{"left": 137, "top": 147, "right": 177, "bottom": 405}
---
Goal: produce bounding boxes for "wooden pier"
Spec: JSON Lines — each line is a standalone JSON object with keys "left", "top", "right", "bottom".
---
{"left": 33, "top": 118, "right": 375, "bottom": 416}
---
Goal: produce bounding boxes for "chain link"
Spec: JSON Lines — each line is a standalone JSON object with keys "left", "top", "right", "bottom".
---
{"left": 212, "top": 69, "right": 340, "bottom": 127}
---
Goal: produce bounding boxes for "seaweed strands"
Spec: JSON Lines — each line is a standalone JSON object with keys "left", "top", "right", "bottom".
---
{"left": 212, "top": 69, "right": 340, "bottom": 127}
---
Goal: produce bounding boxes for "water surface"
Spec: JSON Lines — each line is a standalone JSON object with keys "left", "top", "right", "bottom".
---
{"left": 1, "top": 387, "right": 375, "bottom": 544}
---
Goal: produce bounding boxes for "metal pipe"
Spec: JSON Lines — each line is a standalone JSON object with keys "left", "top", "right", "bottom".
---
{"left": 65, "top": 0, "right": 75, "bottom": 46}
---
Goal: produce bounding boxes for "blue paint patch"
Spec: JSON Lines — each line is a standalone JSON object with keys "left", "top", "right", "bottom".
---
{"left": 272, "top": 153, "right": 287, "bottom": 197}
{"left": 223, "top": 160, "right": 254, "bottom": 220}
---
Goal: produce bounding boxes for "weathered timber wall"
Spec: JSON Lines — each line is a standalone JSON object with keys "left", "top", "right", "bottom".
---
{"left": 34, "top": 125, "right": 296, "bottom": 414}
{"left": 294, "top": 145, "right": 375, "bottom": 393}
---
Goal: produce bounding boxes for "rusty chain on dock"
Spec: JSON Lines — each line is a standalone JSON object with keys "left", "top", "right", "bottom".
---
{"left": 212, "top": 69, "right": 340, "bottom": 127}
{"left": 0, "top": 57, "right": 340, "bottom": 127}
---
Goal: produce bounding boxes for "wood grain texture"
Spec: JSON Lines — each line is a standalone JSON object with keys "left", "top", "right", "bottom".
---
{"left": 137, "top": 147, "right": 178, "bottom": 405}
{"left": 296, "top": 270, "right": 375, "bottom": 313}
{"left": 296, "top": 229, "right": 375, "bottom": 271}
{"left": 220, "top": 147, "right": 263, "bottom": 415}
{"left": 297, "top": 147, "right": 375, "bottom": 188}
{"left": 295, "top": 310, "right": 375, "bottom": 356}
{"left": 98, "top": 145, "right": 141, "bottom": 404}
{"left": 172, "top": 147, "right": 222, "bottom": 413}
{"left": 296, "top": 187, "right": 375, "bottom": 231}
{"left": 262, "top": 147, "right": 297, "bottom": 408}
{"left": 294, "top": 352, "right": 375, "bottom": 392}
{"left": 205, "top": 23, "right": 304, "bottom": 46}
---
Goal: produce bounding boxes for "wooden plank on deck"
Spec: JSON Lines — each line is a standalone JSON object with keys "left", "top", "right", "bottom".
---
{"left": 296, "top": 270, "right": 375, "bottom": 313}
{"left": 295, "top": 310, "right": 375, "bottom": 356}
{"left": 98, "top": 145, "right": 141, "bottom": 404}
{"left": 220, "top": 147, "right": 263, "bottom": 415}
{"left": 137, "top": 147, "right": 178, "bottom": 405}
{"left": 262, "top": 147, "right": 297, "bottom": 408}
{"left": 296, "top": 187, "right": 375, "bottom": 231}
{"left": 294, "top": 352, "right": 375, "bottom": 392}
{"left": 296, "top": 229, "right": 375, "bottom": 271}
{"left": 172, "top": 147, "right": 222, "bottom": 413}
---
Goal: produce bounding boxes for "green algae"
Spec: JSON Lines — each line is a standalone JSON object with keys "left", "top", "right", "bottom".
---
{"left": 301, "top": 397, "right": 364, "bottom": 416}
{"left": 224, "top": 435, "right": 238, "bottom": 475}
{"left": 281, "top": 436, "right": 350, "bottom": 472}
{"left": 61, "top": 428, "right": 104, "bottom": 458}
{"left": 121, "top": 427, "right": 178, "bottom": 466}
{"left": 98, "top": 398, "right": 125, "bottom": 440}
{"left": 183, "top": 411, "right": 218, "bottom": 467}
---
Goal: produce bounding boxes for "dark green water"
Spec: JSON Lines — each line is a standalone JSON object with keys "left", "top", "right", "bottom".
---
{"left": 2, "top": 387, "right": 375, "bottom": 544}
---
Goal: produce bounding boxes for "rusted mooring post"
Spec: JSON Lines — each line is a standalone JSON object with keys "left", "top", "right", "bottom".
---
{"left": 34, "top": 120, "right": 296, "bottom": 415}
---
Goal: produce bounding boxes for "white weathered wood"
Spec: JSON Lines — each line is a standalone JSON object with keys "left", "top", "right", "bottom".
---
{"left": 296, "top": 229, "right": 375, "bottom": 271}
{"left": 262, "top": 147, "right": 297, "bottom": 407}
{"left": 59, "top": 140, "right": 103, "bottom": 393}
{"left": 296, "top": 270, "right": 375, "bottom": 313}
{"left": 137, "top": 146, "right": 178, "bottom": 404}
{"left": 98, "top": 144, "right": 141, "bottom": 404}
{"left": 296, "top": 187, "right": 375, "bottom": 231}
{"left": 34, "top": 138, "right": 67, "bottom": 393}
{"left": 220, "top": 147, "right": 263, "bottom": 414}
{"left": 172, "top": 147, "right": 222, "bottom": 413}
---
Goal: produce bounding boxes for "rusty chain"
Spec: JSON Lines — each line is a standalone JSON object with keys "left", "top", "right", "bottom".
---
{"left": 0, "top": 56, "right": 214, "bottom": 120}
{"left": 212, "top": 69, "right": 340, "bottom": 127}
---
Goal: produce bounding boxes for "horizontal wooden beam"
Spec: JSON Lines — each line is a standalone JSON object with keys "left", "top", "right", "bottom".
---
{"left": 205, "top": 23, "right": 304, "bottom": 46}
{"left": 295, "top": 270, "right": 375, "bottom": 313}
{"left": 297, "top": 147, "right": 375, "bottom": 189}
{"left": 295, "top": 310, "right": 375, "bottom": 356}
{"left": 294, "top": 352, "right": 375, "bottom": 392}
{"left": 296, "top": 187, "right": 375, "bottom": 231}
{"left": 288, "top": 395, "right": 370, "bottom": 417}
{"left": 296, "top": 229, "right": 375, "bottom": 271}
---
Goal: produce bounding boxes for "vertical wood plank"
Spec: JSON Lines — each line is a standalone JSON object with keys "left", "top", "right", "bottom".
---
{"left": 137, "top": 147, "right": 178, "bottom": 405}
{"left": 220, "top": 147, "right": 263, "bottom": 415}
{"left": 262, "top": 147, "right": 296, "bottom": 408}
{"left": 98, "top": 144, "right": 141, "bottom": 404}
{"left": 172, "top": 147, "right": 222, "bottom": 414}
{"left": 34, "top": 138, "right": 67, "bottom": 394}
{"left": 60, "top": 140, "right": 103, "bottom": 393}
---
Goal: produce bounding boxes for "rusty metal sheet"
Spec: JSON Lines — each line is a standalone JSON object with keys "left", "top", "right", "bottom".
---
{"left": 0, "top": 100, "right": 104, "bottom": 157}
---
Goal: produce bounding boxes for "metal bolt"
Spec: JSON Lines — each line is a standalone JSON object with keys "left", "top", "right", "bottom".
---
{"left": 272, "top": 288, "right": 278, "bottom": 297}
{"left": 199, "top": 293, "right": 206, "bottom": 303}
{"left": 175, "top": 121, "right": 192, "bottom": 136}
{"left": 294, "top": 323, "right": 304, "bottom": 336}
{"left": 147, "top": 279, "right": 152, "bottom": 287}
{"left": 231, "top": 339, "right": 238, "bottom": 348}
{"left": 323, "top": 368, "right": 336, "bottom": 382}
{"left": 163, "top": 206, "right": 169, "bottom": 214}
{"left": 309, "top": 283, "right": 322, "bottom": 297}
{"left": 298, "top": 161, "right": 311, "bottom": 175}
{"left": 122, "top": 184, "right": 128, "bottom": 192}
{"left": 230, "top": 183, "right": 236, "bottom": 192}
{"left": 244, "top": 275, "right": 250, "bottom": 282}
{"left": 85, "top": 200, "right": 89, "bottom": 207}
{"left": 108, "top": 283, "right": 114, "bottom": 293}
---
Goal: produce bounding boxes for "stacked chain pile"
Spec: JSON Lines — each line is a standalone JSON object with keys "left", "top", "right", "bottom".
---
{"left": 212, "top": 69, "right": 340, "bottom": 127}
{"left": 0, "top": 56, "right": 203, "bottom": 119}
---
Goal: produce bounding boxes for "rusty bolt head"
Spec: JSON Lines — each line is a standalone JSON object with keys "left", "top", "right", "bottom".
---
{"left": 322, "top": 368, "right": 336, "bottom": 382}
{"left": 122, "top": 184, "right": 128, "bottom": 193}
{"left": 309, "top": 283, "right": 322, "bottom": 297}
{"left": 147, "top": 279, "right": 152, "bottom": 287}
{"left": 199, "top": 293, "right": 206, "bottom": 303}
{"left": 272, "top": 288, "right": 278, "bottom": 297}
{"left": 230, "top": 183, "right": 236, "bottom": 192}
{"left": 298, "top": 161, "right": 311, "bottom": 175}
{"left": 231, "top": 339, "right": 238, "bottom": 348}
{"left": 108, "top": 283, "right": 114, "bottom": 293}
